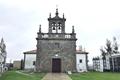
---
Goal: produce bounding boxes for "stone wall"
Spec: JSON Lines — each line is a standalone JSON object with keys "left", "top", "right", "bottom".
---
{"left": 36, "top": 39, "right": 76, "bottom": 72}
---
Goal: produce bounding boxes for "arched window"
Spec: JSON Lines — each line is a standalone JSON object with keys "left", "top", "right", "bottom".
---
{"left": 52, "top": 22, "right": 56, "bottom": 33}
{"left": 58, "top": 22, "right": 62, "bottom": 33}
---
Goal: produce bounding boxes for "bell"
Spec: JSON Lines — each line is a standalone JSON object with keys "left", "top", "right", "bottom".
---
{"left": 58, "top": 27, "right": 61, "bottom": 29}
{"left": 53, "top": 27, "right": 55, "bottom": 30}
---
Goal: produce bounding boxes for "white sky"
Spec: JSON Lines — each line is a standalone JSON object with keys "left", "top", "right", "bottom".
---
{"left": 0, "top": 0, "right": 120, "bottom": 64}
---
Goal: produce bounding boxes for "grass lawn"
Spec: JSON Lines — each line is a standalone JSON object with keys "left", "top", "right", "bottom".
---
{"left": 69, "top": 72, "right": 120, "bottom": 80}
{"left": 0, "top": 70, "right": 45, "bottom": 80}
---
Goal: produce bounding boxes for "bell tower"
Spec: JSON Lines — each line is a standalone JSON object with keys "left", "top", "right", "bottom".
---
{"left": 36, "top": 8, "right": 77, "bottom": 72}
{"left": 48, "top": 8, "right": 66, "bottom": 33}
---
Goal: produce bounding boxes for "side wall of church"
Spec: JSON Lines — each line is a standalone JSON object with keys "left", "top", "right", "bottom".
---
{"left": 36, "top": 39, "right": 76, "bottom": 72}
{"left": 24, "top": 54, "right": 36, "bottom": 69}
{"left": 76, "top": 54, "right": 87, "bottom": 72}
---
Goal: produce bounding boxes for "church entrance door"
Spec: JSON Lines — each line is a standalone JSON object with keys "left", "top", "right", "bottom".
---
{"left": 52, "top": 58, "right": 61, "bottom": 73}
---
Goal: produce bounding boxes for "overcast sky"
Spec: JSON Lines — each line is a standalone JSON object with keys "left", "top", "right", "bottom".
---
{"left": 0, "top": 0, "right": 120, "bottom": 64}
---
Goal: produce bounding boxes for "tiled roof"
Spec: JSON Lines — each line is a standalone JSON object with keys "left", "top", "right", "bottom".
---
{"left": 76, "top": 50, "right": 88, "bottom": 54}
{"left": 24, "top": 50, "right": 36, "bottom": 54}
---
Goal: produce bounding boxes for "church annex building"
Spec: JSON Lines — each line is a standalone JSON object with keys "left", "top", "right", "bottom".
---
{"left": 23, "top": 9, "right": 88, "bottom": 73}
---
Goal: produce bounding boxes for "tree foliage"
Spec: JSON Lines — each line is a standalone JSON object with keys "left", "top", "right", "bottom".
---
{"left": 100, "top": 47, "right": 106, "bottom": 60}
{"left": 100, "top": 37, "right": 119, "bottom": 58}
{"left": 105, "top": 39, "right": 112, "bottom": 55}
{"left": 112, "top": 37, "right": 119, "bottom": 54}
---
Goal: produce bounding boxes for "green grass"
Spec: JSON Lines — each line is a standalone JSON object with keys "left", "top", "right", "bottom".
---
{"left": 69, "top": 72, "right": 120, "bottom": 80}
{"left": 0, "top": 70, "right": 45, "bottom": 80}
{"left": 1, "top": 71, "right": 120, "bottom": 80}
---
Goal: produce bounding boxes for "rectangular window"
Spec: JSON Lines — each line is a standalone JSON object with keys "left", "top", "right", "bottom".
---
{"left": 79, "top": 59, "right": 82, "bottom": 63}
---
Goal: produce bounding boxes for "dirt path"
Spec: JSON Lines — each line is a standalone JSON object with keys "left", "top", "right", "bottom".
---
{"left": 42, "top": 73, "right": 72, "bottom": 80}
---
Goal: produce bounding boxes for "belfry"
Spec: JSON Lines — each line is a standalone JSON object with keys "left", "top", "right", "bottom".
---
{"left": 23, "top": 8, "right": 88, "bottom": 73}
{"left": 36, "top": 8, "right": 77, "bottom": 72}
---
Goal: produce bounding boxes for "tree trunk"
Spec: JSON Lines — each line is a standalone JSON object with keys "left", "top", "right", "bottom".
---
{"left": 111, "top": 57, "right": 114, "bottom": 72}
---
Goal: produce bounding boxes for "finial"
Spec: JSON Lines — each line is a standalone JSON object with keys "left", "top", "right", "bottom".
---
{"left": 39, "top": 24, "right": 41, "bottom": 33}
{"left": 1, "top": 37, "right": 4, "bottom": 43}
{"left": 55, "top": 7, "right": 59, "bottom": 16}
{"left": 113, "top": 36, "right": 116, "bottom": 41}
{"left": 49, "top": 13, "right": 51, "bottom": 18}
{"left": 63, "top": 13, "right": 64, "bottom": 18}
{"left": 0, "top": 37, "right": 6, "bottom": 51}
{"left": 72, "top": 25, "right": 75, "bottom": 33}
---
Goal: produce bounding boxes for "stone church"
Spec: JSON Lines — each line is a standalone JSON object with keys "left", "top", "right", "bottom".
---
{"left": 36, "top": 8, "right": 77, "bottom": 72}
{"left": 0, "top": 38, "right": 7, "bottom": 73}
{"left": 23, "top": 9, "right": 88, "bottom": 73}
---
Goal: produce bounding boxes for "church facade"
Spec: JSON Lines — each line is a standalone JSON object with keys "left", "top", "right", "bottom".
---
{"left": 23, "top": 9, "right": 88, "bottom": 73}
{"left": 36, "top": 9, "right": 77, "bottom": 72}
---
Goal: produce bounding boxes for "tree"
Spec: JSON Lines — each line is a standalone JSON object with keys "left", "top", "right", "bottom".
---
{"left": 100, "top": 37, "right": 119, "bottom": 72}
{"left": 100, "top": 47, "right": 106, "bottom": 60}
{"left": 112, "top": 37, "right": 119, "bottom": 54}
{"left": 100, "top": 47, "right": 106, "bottom": 71}
{"left": 104, "top": 39, "right": 112, "bottom": 56}
{"left": 100, "top": 39, "right": 113, "bottom": 71}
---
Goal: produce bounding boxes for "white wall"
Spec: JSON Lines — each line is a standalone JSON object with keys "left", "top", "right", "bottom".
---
{"left": 99, "top": 57, "right": 103, "bottom": 72}
{"left": 105, "top": 55, "right": 110, "bottom": 70}
{"left": 76, "top": 54, "right": 87, "bottom": 72}
{"left": 24, "top": 54, "right": 36, "bottom": 69}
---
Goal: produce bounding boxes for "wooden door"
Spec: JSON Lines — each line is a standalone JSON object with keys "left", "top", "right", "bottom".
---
{"left": 52, "top": 58, "right": 61, "bottom": 73}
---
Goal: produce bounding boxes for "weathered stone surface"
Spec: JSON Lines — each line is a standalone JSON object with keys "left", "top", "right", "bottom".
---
{"left": 36, "top": 39, "right": 76, "bottom": 72}
{"left": 36, "top": 9, "right": 77, "bottom": 72}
